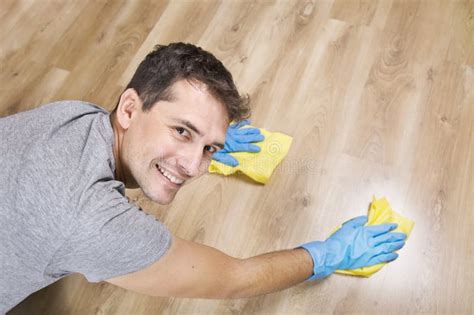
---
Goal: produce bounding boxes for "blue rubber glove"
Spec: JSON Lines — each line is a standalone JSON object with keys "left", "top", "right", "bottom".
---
{"left": 212, "top": 119, "right": 265, "bottom": 167}
{"left": 299, "top": 215, "right": 407, "bottom": 281}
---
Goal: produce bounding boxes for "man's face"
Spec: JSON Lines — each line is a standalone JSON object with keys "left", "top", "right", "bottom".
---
{"left": 117, "top": 79, "right": 229, "bottom": 204}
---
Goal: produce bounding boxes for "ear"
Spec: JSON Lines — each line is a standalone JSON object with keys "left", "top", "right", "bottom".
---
{"left": 116, "top": 88, "right": 142, "bottom": 130}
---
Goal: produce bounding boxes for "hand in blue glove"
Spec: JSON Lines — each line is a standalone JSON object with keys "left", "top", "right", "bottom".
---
{"left": 212, "top": 119, "right": 265, "bottom": 167}
{"left": 299, "top": 215, "right": 407, "bottom": 281}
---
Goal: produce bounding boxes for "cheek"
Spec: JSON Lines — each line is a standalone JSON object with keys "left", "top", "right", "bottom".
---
{"left": 122, "top": 129, "right": 160, "bottom": 170}
{"left": 133, "top": 124, "right": 174, "bottom": 158}
{"left": 198, "top": 157, "right": 212, "bottom": 175}
{"left": 150, "top": 133, "right": 187, "bottom": 165}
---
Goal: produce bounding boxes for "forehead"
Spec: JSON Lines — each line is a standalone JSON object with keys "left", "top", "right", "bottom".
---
{"left": 152, "top": 79, "right": 229, "bottom": 134}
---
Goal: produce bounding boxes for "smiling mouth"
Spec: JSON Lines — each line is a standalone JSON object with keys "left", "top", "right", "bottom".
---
{"left": 155, "top": 164, "right": 185, "bottom": 186}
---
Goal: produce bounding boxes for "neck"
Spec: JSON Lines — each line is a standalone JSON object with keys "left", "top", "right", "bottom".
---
{"left": 110, "top": 114, "right": 126, "bottom": 184}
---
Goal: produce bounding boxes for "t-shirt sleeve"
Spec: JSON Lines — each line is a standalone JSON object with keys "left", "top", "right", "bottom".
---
{"left": 46, "top": 183, "right": 172, "bottom": 283}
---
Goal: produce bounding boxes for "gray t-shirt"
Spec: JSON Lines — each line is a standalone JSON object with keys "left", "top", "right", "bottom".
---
{"left": 0, "top": 101, "right": 172, "bottom": 313}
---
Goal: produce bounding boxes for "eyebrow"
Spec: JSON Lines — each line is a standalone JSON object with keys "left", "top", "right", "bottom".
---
{"left": 174, "top": 118, "right": 225, "bottom": 149}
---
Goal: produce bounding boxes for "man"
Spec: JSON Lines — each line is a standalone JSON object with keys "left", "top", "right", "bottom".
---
{"left": 0, "top": 43, "right": 406, "bottom": 312}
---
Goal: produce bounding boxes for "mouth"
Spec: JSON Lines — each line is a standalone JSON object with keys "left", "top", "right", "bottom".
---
{"left": 155, "top": 164, "right": 185, "bottom": 186}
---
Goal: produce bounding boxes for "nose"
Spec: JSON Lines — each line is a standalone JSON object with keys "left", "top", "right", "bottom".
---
{"left": 178, "top": 145, "right": 205, "bottom": 178}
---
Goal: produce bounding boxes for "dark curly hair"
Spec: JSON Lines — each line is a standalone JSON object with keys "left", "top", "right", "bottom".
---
{"left": 113, "top": 42, "right": 250, "bottom": 121}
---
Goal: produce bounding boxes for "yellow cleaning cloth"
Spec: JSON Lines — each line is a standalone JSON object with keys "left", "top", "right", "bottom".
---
{"left": 209, "top": 128, "right": 293, "bottom": 184}
{"left": 334, "top": 196, "right": 415, "bottom": 277}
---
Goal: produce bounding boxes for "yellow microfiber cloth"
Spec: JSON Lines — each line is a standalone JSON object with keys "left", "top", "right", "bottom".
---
{"left": 334, "top": 196, "right": 415, "bottom": 277}
{"left": 209, "top": 127, "right": 293, "bottom": 184}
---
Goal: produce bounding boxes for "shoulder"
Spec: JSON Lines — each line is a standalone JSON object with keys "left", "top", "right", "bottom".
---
{"left": 39, "top": 100, "right": 109, "bottom": 117}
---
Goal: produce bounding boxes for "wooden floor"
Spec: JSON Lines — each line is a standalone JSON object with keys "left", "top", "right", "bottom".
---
{"left": 2, "top": 0, "right": 473, "bottom": 314}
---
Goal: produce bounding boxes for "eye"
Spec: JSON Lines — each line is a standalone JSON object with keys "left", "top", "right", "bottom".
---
{"left": 204, "top": 145, "right": 218, "bottom": 154}
{"left": 176, "top": 127, "right": 190, "bottom": 138}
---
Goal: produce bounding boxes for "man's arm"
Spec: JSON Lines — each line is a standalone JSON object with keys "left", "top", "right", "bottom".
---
{"left": 231, "top": 246, "right": 314, "bottom": 297}
{"left": 105, "top": 235, "right": 313, "bottom": 299}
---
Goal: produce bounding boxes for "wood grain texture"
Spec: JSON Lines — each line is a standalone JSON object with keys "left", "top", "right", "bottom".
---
{"left": 2, "top": 0, "right": 473, "bottom": 314}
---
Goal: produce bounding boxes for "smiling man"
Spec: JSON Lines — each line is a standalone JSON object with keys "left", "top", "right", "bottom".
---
{"left": 111, "top": 79, "right": 229, "bottom": 204}
{"left": 0, "top": 43, "right": 407, "bottom": 313}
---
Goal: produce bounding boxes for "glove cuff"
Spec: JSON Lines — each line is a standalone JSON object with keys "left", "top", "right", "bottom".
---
{"left": 298, "top": 241, "right": 336, "bottom": 282}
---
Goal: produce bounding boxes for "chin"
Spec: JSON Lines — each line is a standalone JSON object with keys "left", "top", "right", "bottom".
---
{"left": 135, "top": 172, "right": 180, "bottom": 204}
{"left": 153, "top": 196, "right": 175, "bottom": 205}
{"left": 142, "top": 188, "right": 177, "bottom": 205}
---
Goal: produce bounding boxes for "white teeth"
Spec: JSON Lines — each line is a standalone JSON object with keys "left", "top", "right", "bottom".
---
{"left": 157, "top": 165, "right": 184, "bottom": 185}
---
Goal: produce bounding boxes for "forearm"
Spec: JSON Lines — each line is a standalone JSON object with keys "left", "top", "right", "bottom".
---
{"left": 106, "top": 236, "right": 314, "bottom": 299}
{"left": 160, "top": 239, "right": 313, "bottom": 299}
{"left": 228, "top": 248, "right": 314, "bottom": 298}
